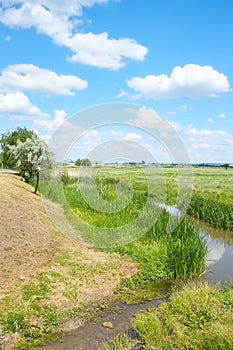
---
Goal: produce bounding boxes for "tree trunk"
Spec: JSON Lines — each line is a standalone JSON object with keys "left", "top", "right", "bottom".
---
{"left": 34, "top": 173, "right": 39, "bottom": 194}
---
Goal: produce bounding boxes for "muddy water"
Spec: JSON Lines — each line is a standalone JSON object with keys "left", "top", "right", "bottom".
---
{"left": 42, "top": 298, "right": 166, "bottom": 350}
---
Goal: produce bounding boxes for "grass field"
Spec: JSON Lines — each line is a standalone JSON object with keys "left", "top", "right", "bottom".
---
{"left": 42, "top": 165, "right": 233, "bottom": 285}
{"left": 62, "top": 165, "right": 233, "bottom": 232}
{"left": 66, "top": 165, "right": 233, "bottom": 204}
{"left": 40, "top": 165, "right": 233, "bottom": 349}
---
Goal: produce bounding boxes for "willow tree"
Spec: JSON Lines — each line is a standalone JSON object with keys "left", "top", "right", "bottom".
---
{"left": 9, "top": 134, "right": 54, "bottom": 194}
{"left": 0, "top": 127, "right": 35, "bottom": 169}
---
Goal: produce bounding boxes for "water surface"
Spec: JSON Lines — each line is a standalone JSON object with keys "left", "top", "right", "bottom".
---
{"left": 156, "top": 203, "right": 233, "bottom": 285}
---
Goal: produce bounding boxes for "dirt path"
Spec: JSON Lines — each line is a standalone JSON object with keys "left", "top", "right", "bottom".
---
{"left": 0, "top": 174, "right": 138, "bottom": 349}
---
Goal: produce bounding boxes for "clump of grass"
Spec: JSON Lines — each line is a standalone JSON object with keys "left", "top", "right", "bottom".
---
{"left": 113, "top": 213, "right": 206, "bottom": 301}
{"left": 166, "top": 217, "right": 207, "bottom": 278}
{"left": 188, "top": 194, "right": 233, "bottom": 231}
{"left": 99, "top": 332, "right": 131, "bottom": 350}
{"left": 133, "top": 282, "right": 233, "bottom": 350}
{"left": 64, "top": 178, "right": 148, "bottom": 229}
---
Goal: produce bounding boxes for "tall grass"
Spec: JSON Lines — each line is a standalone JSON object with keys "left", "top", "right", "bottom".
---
{"left": 115, "top": 213, "right": 207, "bottom": 283}
{"left": 187, "top": 194, "right": 233, "bottom": 231}
{"left": 58, "top": 173, "right": 207, "bottom": 282}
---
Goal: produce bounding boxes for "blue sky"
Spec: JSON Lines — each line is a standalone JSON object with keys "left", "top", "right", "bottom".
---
{"left": 0, "top": 0, "right": 233, "bottom": 163}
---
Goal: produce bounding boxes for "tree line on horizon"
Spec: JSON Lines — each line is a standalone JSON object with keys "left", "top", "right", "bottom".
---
{"left": 0, "top": 127, "right": 231, "bottom": 194}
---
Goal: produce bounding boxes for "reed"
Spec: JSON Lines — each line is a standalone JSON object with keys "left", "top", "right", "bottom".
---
{"left": 187, "top": 194, "right": 233, "bottom": 231}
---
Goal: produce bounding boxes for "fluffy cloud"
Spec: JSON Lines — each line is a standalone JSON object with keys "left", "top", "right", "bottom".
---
{"left": 127, "top": 64, "right": 230, "bottom": 99}
{"left": 0, "top": 1, "right": 148, "bottom": 70}
{"left": 0, "top": 64, "right": 87, "bottom": 95}
{"left": 0, "top": 91, "right": 47, "bottom": 118}
{"left": 67, "top": 32, "right": 148, "bottom": 69}
{"left": 33, "top": 109, "right": 67, "bottom": 131}
{"left": 0, "top": 0, "right": 109, "bottom": 18}
{"left": 185, "top": 124, "right": 233, "bottom": 161}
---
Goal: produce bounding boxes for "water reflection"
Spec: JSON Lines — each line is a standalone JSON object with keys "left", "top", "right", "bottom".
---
{"left": 155, "top": 203, "right": 233, "bottom": 285}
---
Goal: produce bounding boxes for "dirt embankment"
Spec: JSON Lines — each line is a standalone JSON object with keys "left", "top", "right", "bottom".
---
{"left": 0, "top": 174, "right": 137, "bottom": 348}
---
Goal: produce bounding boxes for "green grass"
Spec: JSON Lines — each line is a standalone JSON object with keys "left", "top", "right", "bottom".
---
{"left": 0, "top": 271, "right": 63, "bottom": 348}
{"left": 187, "top": 194, "right": 233, "bottom": 231}
{"left": 37, "top": 166, "right": 233, "bottom": 348}
{"left": 99, "top": 332, "right": 131, "bottom": 350}
{"left": 192, "top": 167, "right": 233, "bottom": 203}
{"left": 56, "top": 170, "right": 207, "bottom": 287}
{"left": 40, "top": 165, "right": 232, "bottom": 288}
{"left": 0, "top": 302, "right": 60, "bottom": 348}
{"left": 133, "top": 282, "right": 233, "bottom": 350}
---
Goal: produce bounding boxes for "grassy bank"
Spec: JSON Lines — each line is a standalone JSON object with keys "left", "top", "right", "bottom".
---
{"left": 100, "top": 282, "right": 233, "bottom": 350}
{"left": 46, "top": 169, "right": 207, "bottom": 286}
{"left": 133, "top": 282, "right": 233, "bottom": 350}
{"left": 40, "top": 166, "right": 233, "bottom": 287}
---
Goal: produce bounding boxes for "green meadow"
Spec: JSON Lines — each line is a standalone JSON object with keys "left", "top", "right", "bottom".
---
{"left": 41, "top": 165, "right": 233, "bottom": 349}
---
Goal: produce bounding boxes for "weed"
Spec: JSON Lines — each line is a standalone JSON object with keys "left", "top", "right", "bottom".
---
{"left": 2, "top": 311, "right": 26, "bottom": 333}
{"left": 22, "top": 280, "right": 50, "bottom": 301}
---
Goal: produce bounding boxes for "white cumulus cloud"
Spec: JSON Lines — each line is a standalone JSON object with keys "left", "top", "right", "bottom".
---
{"left": 34, "top": 109, "right": 67, "bottom": 131}
{"left": 127, "top": 64, "right": 230, "bottom": 99}
{"left": 0, "top": 64, "right": 87, "bottom": 95}
{"left": 67, "top": 32, "right": 148, "bottom": 70}
{"left": 0, "top": 91, "right": 47, "bottom": 118}
{"left": 0, "top": 1, "right": 148, "bottom": 70}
